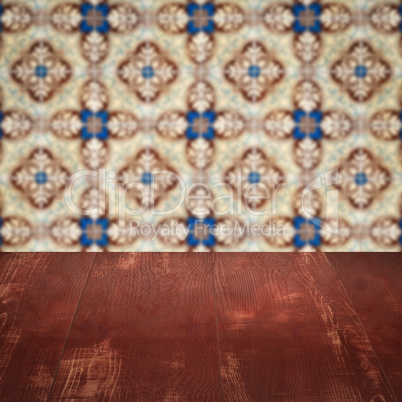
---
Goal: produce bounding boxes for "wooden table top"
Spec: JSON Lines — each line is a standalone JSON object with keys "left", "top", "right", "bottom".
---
{"left": 0, "top": 253, "right": 400, "bottom": 401}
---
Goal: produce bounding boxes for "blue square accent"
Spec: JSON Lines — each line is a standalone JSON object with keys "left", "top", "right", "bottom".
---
{"left": 80, "top": 3, "right": 110, "bottom": 34}
{"left": 186, "top": 110, "right": 216, "bottom": 140}
{"left": 187, "top": 217, "right": 216, "bottom": 248}
{"left": 293, "top": 216, "right": 322, "bottom": 248}
{"left": 80, "top": 217, "right": 109, "bottom": 247}
{"left": 293, "top": 110, "right": 323, "bottom": 140}
{"left": 293, "top": 3, "right": 322, "bottom": 34}
{"left": 187, "top": 3, "right": 215, "bottom": 34}
{"left": 80, "top": 110, "right": 109, "bottom": 140}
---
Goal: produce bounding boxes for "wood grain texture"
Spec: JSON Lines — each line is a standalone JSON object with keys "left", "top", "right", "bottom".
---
{"left": 48, "top": 253, "right": 221, "bottom": 401}
{"left": 326, "top": 253, "right": 402, "bottom": 400}
{"left": 1, "top": 252, "right": 400, "bottom": 401}
{"left": 213, "top": 253, "right": 396, "bottom": 401}
{"left": 0, "top": 253, "right": 96, "bottom": 401}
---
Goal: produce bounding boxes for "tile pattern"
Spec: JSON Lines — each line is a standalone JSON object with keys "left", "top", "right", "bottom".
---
{"left": 0, "top": 0, "right": 401, "bottom": 251}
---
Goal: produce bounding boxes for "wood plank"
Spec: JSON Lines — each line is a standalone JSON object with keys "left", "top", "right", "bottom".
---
{"left": 326, "top": 252, "right": 402, "bottom": 399}
{"left": 48, "top": 253, "right": 221, "bottom": 401}
{"left": 213, "top": 253, "right": 396, "bottom": 401}
{"left": 0, "top": 252, "right": 96, "bottom": 401}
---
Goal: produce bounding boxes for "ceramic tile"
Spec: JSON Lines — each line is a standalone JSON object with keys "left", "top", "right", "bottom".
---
{"left": 0, "top": 0, "right": 401, "bottom": 251}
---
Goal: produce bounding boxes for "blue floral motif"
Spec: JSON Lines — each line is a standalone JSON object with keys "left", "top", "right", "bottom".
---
{"left": 141, "top": 172, "right": 153, "bottom": 185}
{"left": 293, "top": 3, "right": 322, "bottom": 34}
{"left": 35, "top": 172, "right": 48, "bottom": 185}
{"left": 142, "top": 66, "right": 155, "bottom": 79}
{"left": 293, "top": 110, "right": 323, "bottom": 140}
{"left": 0, "top": 5, "right": 3, "bottom": 33}
{"left": 35, "top": 65, "right": 48, "bottom": 78}
{"left": 293, "top": 216, "right": 322, "bottom": 248}
{"left": 354, "top": 65, "right": 368, "bottom": 78}
{"left": 80, "top": 110, "right": 109, "bottom": 140}
{"left": 80, "top": 217, "right": 109, "bottom": 247}
{"left": 80, "top": 3, "right": 110, "bottom": 34}
{"left": 186, "top": 110, "right": 215, "bottom": 140}
{"left": 248, "top": 65, "right": 261, "bottom": 78}
{"left": 187, "top": 216, "right": 216, "bottom": 248}
{"left": 248, "top": 172, "right": 260, "bottom": 184}
{"left": 355, "top": 172, "right": 368, "bottom": 186}
{"left": 187, "top": 3, "right": 215, "bottom": 35}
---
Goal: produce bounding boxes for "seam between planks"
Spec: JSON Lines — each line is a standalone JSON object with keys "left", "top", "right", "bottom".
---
{"left": 211, "top": 252, "right": 224, "bottom": 401}
{"left": 322, "top": 253, "right": 398, "bottom": 401}
{"left": 46, "top": 253, "right": 99, "bottom": 402}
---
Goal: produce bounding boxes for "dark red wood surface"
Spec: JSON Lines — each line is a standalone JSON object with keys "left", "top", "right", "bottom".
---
{"left": 0, "top": 253, "right": 96, "bottom": 401}
{"left": 326, "top": 253, "right": 402, "bottom": 399}
{"left": 0, "top": 253, "right": 400, "bottom": 401}
{"left": 213, "top": 253, "right": 396, "bottom": 401}
{"left": 48, "top": 253, "right": 221, "bottom": 401}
